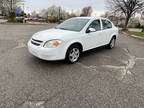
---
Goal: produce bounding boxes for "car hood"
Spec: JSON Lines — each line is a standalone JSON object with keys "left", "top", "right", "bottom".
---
{"left": 32, "top": 28, "right": 78, "bottom": 41}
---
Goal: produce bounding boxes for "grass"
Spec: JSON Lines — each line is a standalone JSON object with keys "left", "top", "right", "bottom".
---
{"left": 130, "top": 31, "right": 144, "bottom": 37}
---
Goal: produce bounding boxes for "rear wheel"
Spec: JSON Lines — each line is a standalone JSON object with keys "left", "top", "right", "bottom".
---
{"left": 65, "top": 45, "right": 81, "bottom": 63}
{"left": 108, "top": 37, "right": 116, "bottom": 49}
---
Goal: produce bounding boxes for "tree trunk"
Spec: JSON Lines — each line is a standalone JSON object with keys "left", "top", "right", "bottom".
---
{"left": 124, "top": 17, "right": 130, "bottom": 30}
{"left": 142, "top": 27, "right": 144, "bottom": 32}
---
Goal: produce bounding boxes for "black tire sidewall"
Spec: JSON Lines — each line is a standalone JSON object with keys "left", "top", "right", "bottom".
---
{"left": 108, "top": 37, "right": 116, "bottom": 49}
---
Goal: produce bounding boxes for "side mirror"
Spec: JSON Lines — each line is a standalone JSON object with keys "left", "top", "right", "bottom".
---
{"left": 86, "top": 28, "right": 96, "bottom": 33}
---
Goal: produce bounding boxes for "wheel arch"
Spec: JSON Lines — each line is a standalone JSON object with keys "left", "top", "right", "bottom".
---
{"left": 112, "top": 35, "right": 117, "bottom": 39}
{"left": 64, "top": 41, "right": 83, "bottom": 61}
{"left": 109, "top": 34, "right": 117, "bottom": 42}
{"left": 67, "top": 42, "right": 83, "bottom": 52}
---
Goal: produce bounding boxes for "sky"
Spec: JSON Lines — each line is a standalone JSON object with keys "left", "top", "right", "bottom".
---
{"left": 24, "top": 0, "right": 106, "bottom": 16}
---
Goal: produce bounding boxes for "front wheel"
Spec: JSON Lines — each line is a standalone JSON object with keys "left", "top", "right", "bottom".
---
{"left": 65, "top": 45, "right": 81, "bottom": 64}
{"left": 107, "top": 37, "right": 116, "bottom": 49}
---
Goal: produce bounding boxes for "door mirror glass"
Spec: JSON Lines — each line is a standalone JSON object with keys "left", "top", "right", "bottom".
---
{"left": 86, "top": 28, "right": 96, "bottom": 33}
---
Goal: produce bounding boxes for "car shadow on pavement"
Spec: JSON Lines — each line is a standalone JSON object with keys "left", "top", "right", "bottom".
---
{"left": 30, "top": 56, "right": 65, "bottom": 65}
{"left": 81, "top": 46, "right": 109, "bottom": 59}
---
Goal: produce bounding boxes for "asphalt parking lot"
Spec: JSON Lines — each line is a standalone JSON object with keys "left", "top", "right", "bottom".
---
{"left": 0, "top": 24, "right": 144, "bottom": 108}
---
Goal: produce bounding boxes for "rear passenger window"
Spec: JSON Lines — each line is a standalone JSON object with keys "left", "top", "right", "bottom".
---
{"left": 102, "top": 20, "right": 112, "bottom": 29}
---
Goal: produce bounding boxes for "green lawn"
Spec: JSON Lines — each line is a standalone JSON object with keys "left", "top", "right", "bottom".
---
{"left": 130, "top": 31, "right": 144, "bottom": 37}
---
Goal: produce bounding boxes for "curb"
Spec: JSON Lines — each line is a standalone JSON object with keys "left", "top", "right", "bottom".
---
{"left": 0, "top": 22, "right": 50, "bottom": 25}
{"left": 0, "top": 22, "right": 7, "bottom": 24}
{"left": 131, "top": 34, "right": 144, "bottom": 40}
{"left": 122, "top": 31, "right": 144, "bottom": 40}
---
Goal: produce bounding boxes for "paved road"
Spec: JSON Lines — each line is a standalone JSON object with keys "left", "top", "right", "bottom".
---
{"left": 0, "top": 24, "right": 144, "bottom": 108}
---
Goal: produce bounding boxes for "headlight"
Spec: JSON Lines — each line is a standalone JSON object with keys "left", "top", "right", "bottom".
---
{"left": 44, "top": 40, "right": 62, "bottom": 48}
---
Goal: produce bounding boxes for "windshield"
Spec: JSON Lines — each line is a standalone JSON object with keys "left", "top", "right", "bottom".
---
{"left": 55, "top": 18, "right": 89, "bottom": 32}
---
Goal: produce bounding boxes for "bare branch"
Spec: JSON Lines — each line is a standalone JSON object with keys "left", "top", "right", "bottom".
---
{"left": 106, "top": 0, "right": 144, "bottom": 29}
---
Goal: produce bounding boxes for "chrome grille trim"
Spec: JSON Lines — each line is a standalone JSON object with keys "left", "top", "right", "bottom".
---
{"left": 31, "top": 38, "right": 43, "bottom": 46}
{"left": 32, "top": 38, "right": 43, "bottom": 43}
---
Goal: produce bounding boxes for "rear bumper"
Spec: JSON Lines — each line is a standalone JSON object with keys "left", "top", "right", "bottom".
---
{"left": 28, "top": 41, "right": 66, "bottom": 61}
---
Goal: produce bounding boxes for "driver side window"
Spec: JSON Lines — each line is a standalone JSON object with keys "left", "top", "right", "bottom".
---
{"left": 88, "top": 20, "right": 101, "bottom": 31}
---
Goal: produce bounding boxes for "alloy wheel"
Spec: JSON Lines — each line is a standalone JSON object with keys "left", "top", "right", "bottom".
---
{"left": 69, "top": 48, "right": 80, "bottom": 63}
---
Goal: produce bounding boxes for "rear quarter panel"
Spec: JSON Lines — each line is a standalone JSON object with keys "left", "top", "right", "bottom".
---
{"left": 110, "top": 27, "right": 119, "bottom": 41}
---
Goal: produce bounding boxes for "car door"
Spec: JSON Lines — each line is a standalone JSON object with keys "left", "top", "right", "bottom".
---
{"left": 101, "top": 19, "right": 113, "bottom": 45}
{"left": 83, "top": 19, "right": 102, "bottom": 50}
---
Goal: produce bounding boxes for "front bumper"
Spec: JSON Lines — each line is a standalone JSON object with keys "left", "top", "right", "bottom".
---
{"left": 28, "top": 41, "right": 66, "bottom": 61}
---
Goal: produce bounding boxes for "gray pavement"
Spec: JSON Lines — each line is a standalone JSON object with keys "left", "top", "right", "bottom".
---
{"left": 0, "top": 24, "right": 144, "bottom": 108}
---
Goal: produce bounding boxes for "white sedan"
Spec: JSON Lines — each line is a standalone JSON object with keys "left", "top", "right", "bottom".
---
{"left": 28, "top": 17, "right": 118, "bottom": 63}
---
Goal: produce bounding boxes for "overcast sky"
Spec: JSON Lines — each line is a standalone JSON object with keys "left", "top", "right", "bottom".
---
{"left": 24, "top": 0, "right": 106, "bottom": 16}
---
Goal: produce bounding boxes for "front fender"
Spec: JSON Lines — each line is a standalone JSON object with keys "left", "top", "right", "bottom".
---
{"left": 63, "top": 39, "right": 83, "bottom": 56}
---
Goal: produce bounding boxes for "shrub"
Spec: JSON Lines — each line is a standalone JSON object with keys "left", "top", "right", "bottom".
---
{"left": 48, "top": 18, "right": 54, "bottom": 23}
{"left": 118, "top": 23, "right": 124, "bottom": 28}
{"left": 7, "top": 18, "right": 24, "bottom": 23}
{"left": 7, "top": 18, "right": 17, "bottom": 23}
{"left": 141, "top": 25, "right": 144, "bottom": 32}
{"left": 128, "top": 25, "right": 133, "bottom": 28}
{"left": 134, "top": 22, "right": 141, "bottom": 28}
{"left": 16, "top": 19, "right": 23, "bottom": 23}
{"left": 9, "top": 12, "right": 15, "bottom": 18}
{"left": 48, "top": 17, "right": 59, "bottom": 23}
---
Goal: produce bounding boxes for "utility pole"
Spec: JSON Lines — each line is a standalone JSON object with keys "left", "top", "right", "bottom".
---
{"left": 9, "top": 0, "right": 13, "bottom": 18}
{"left": 1, "top": 0, "right": 4, "bottom": 15}
{"left": 59, "top": 7, "right": 61, "bottom": 20}
{"left": 47, "top": 11, "right": 48, "bottom": 23}
{"left": 10, "top": 0, "right": 13, "bottom": 12}
{"left": 22, "top": 3, "right": 25, "bottom": 16}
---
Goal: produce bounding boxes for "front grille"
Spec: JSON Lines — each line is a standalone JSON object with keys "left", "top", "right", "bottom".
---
{"left": 31, "top": 38, "right": 43, "bottom": 46}
{"left": 32, "top": 38, "right": 43, "bottom": 43}
{"left": 31, "top": 41, "right": 40, "bottom": 46}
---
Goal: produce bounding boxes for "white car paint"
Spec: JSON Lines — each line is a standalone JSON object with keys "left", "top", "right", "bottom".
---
{"left": 28, "top": 17, "right": 118, "bottom": 61}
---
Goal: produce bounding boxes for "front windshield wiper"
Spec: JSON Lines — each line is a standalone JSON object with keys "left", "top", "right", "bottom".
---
{"left": 55, "top": 27, "right": 78, "bottom": 32}
{"left": 58, "top": 28, "right": 69, "bottom": 30}
{"left": 55, "top": 27, "right": 69, "bottom": 30}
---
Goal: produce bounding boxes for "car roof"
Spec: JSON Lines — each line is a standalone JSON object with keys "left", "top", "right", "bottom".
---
{"left": 72, "top": 17, "right": 103, "bottom": 20}
{"left": 73, "top": 17, "right": 108, "bottom": 20}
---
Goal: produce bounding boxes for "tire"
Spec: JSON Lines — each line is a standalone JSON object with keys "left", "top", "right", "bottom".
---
{"left": 65, "top": 44, "right": 81, "bottom": 64}
{"left": 107, "top": 37, "right": 116, "bottom": 49}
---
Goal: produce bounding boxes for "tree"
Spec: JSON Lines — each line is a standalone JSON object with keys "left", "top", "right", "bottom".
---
{"left": 80, "top": 6, "right": 92, "bottom": 16}
{"left": 69, "top": 12, "right": 77, "bottom": 18}
{"left": 31, "top": 11, "right": 37, "bottom": 17}
{"left": 101, "top": 12, "right": 120, "bottom": 26}
{"left": 0, "top": 0, "right": 23, "bottom": 16}
{"left": 107, "top": 0, "right": 144, "bottom": 30}
{"left": 141, "top": 11, "right": 144, "bottom": 32}
{"left": 40, "top": 5, "right": 67, "bottom": 20}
